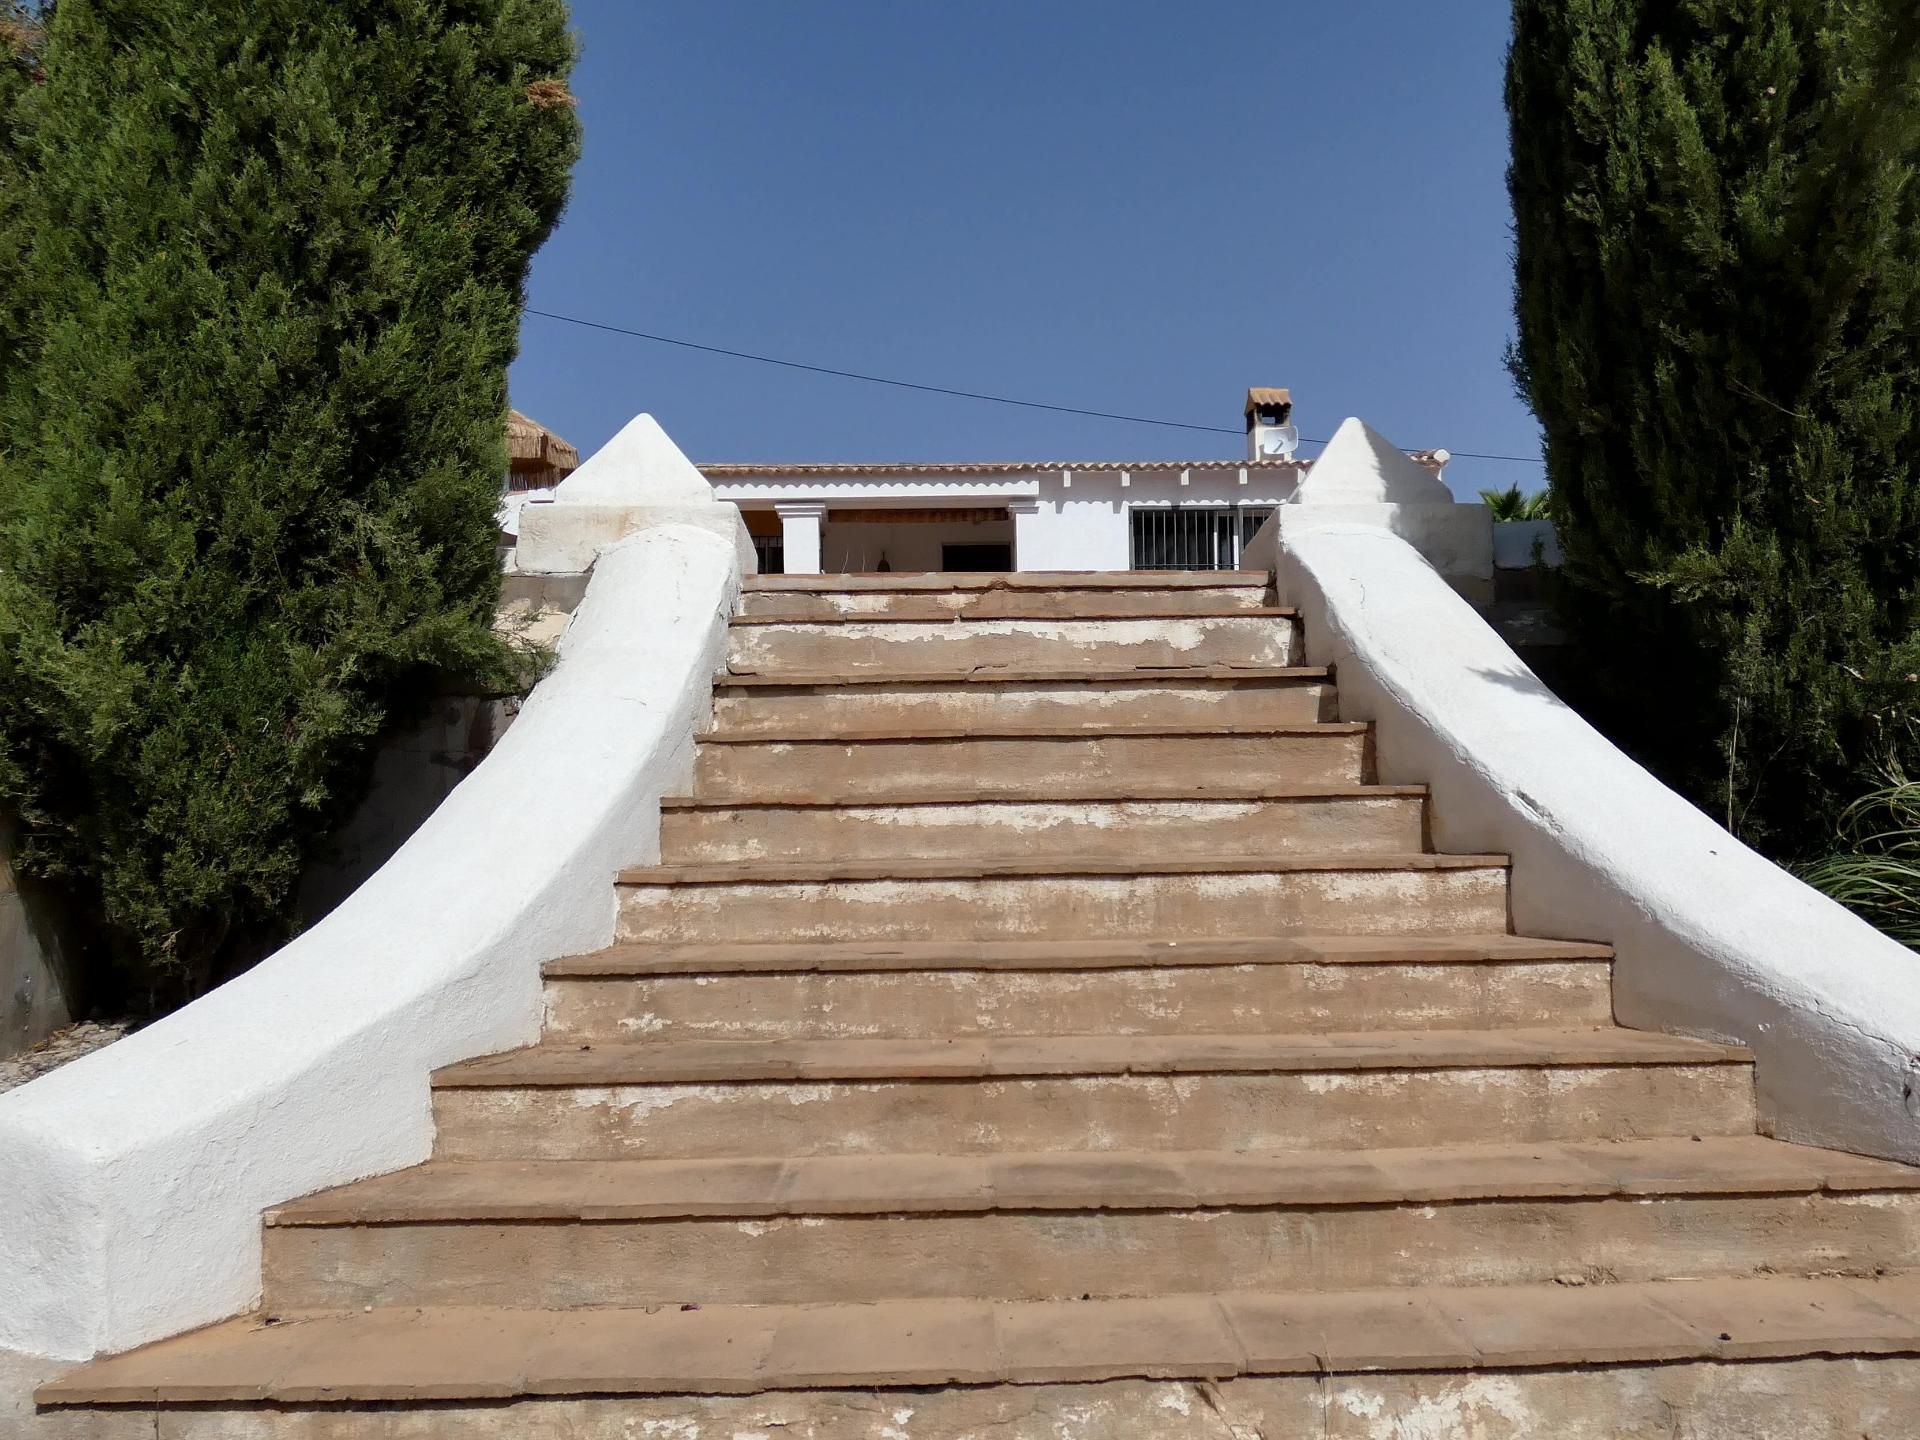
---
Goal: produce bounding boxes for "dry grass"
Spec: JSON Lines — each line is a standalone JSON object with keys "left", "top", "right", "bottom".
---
{"left": 525, "top": 77, "right": 576, "bottom": 110}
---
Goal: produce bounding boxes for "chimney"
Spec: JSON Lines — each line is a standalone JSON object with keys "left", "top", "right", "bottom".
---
{"left": 1245, "top": 388, "right": 1297, "bottom": 462}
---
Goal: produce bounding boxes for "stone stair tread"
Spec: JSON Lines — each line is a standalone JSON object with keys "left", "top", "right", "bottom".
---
{"left": 264, "top": 1137, "right": 1920, "bottom": 1226}
{"left": 545, "top": 933, "right": 1613, "bottom": 977}
{"left": 730, "top": 605, "right": 1298, "bottom": 627}
{"left": 433, "top": 1026, "right": 1750, "bottom": 1087}
{"left": 616, "top": 852, "right": 1507, "bottom": 886}
{"left": 41, "top": 1274, "right": 1920, "bottom": 1405}
{"left": 742, "top": 571, "right": 1273, "bottom": 593}
{"left": 660, "top": 782, "right": 1424, "bottom": 811}
{"left": 696, "top": 719, "right": 1369, "bottom": 743}
{"left": 715, "top": 664, "right": 1328, "bottom": 688}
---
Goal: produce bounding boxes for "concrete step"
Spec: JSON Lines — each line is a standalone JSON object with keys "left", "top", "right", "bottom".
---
{"left": 691, "top": 722, "right": 1373, "bottom": 800}
{"left": 542, "top": 934, "right": 1614, "bottom": 1042}
{"left": 659, "top": 785, "right": 1427, "bottom": 865}
{"left": 428, "top": 1028, "right": 1754, "bottom": 1161}
{"left": 44, "top": 1276, "right": 1920, "bottom": 1424}
{"left": 710, "top": 665, "right": 1336, "bottom": 733}
{"left": 724, "top": 611, "right": 1300, "bottom": 677}
{"left": 737, "top": 572, "right": 1275, "bottom": 621}
{"left": 614, "top": 852, "right": 1509, "bottom": 944}
{"left": 258, "top": 1139, "right": 1920, "bottom": 1311}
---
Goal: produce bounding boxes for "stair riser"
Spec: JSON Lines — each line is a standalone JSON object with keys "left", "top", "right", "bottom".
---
{"left": 49, "top": 1363, "right": 1920, "bottom": 1437}
{"left": 693, "top": 732, "right": 1370, "bottom": 800}
{"left": 431, "top": 1065, "right": 1754, "bottom": 1161}
{"left": 660, "top": 796, "right": 1425, "bottom": 865}
{"left": 615, "top": 868, "right": 1508, "bottom": 944}
{"left": 542, "top": 961, "right": 1615, "bottom": 1042}
{"left": 737, "top": 588, "right": 1274, "bottom": 620}
{"left": 724, "top": 616, "right": 1300, "bottom": 677}
{"left": 711, "top": 678, "right": 1335, "bottom": 734}
{"left": 263, "top": 1192, "right": 1920, "bottom": 1312}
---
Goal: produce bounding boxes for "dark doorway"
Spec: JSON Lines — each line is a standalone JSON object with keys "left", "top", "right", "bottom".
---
{"left": 941, "top": 542, "right": 1013, "bottom": 572}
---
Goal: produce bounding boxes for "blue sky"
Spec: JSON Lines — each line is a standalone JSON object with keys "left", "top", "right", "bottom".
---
{"left": 507, "top": 1, "right": 1543, "bottom": 494}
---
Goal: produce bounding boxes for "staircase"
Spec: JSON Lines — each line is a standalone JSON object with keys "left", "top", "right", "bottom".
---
{"left": 40, "top": 571, "right": 1920, "bottom": 1437}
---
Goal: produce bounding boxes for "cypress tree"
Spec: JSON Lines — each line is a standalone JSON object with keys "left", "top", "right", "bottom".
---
{"left": 0, "top": 0, "right": 579, "bottom": 1009}
{"left": 1507, "top": 0, "right": 1920, "bottom": 850}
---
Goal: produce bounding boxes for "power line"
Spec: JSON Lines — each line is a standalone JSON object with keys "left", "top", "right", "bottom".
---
{"left": 524, "top": 308, "right": 1547, "bottom": 466}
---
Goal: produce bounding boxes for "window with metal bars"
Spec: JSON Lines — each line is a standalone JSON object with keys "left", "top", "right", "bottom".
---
{"left": 752, "top": 535, "right": 785, "bottom": 575}
{"left": 1128, "top": 505, "right": 1274, "bottom": 571}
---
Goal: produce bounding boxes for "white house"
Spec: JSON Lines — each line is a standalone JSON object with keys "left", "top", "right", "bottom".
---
{"left": 699, "top": 389, "right": 1453, "bottom": 575}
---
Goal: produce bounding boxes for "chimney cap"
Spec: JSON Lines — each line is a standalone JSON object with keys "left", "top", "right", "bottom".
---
{"left": 1244, "top": 387, "right": 1293, "bottom": 421}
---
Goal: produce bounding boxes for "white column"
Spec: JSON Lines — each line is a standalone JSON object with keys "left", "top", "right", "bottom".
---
{"left": 1006, "top": 498, "right": 1042, "bottom": 572}
{"left": 776, "top": 501, "right": 827, "bottom": 575}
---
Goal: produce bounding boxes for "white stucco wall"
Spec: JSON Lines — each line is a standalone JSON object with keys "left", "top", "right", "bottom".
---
{"left": 0, "top": 521, "right": 742, "bottom": 1362}
{"left": 1278, "top": 521, "right": 1920, "bottom": 1164}
{"left": 1493, "top": 518, "right": 1561, "bottom": 569}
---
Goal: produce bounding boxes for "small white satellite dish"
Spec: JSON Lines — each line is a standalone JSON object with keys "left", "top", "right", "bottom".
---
{"left": 1259, "top": 423, "right": 1300, "bottom": 459}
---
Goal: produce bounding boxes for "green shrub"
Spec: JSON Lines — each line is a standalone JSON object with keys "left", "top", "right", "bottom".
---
{"left": 1506, "top": 0, "right": 1920, "bottom": 854}
{"left": 0, "top": 0, "right": 580, "bottom": 1010}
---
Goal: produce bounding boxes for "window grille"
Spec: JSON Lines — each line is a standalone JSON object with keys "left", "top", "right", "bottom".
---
{"left": 1129, "top": 505, "right": 1274, "bottom": 571}
{"left": 753, "top": 535, "right": 785, "bottom": 575}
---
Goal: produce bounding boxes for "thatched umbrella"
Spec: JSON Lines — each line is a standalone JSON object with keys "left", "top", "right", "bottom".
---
{"left": 506, "top": 409, "right": 580, "bottom": 491}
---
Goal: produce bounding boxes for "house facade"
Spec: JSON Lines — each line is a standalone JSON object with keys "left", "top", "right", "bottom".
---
{"left": 701, "top": 389, "right": 1452, "bottom": 574}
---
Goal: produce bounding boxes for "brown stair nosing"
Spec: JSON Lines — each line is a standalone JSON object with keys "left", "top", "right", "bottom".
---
{"left": 714, "top": 664, "right": 1330, "bottom": 689}
{"left": 742, "top": 570, "right": 1273, "bottom": 594}
{"left": 41, "top": 1273, "right": 1920, "bottom": 1405}
{"left": 431, "top": 1026, "right": 1752, "bottom": 1088}
{"left": 614, "top": 852, "right": 1508, "bottom": 887}
{"left": 659, "top": 782, "right": 1425, "bottom": 813}
{"left": 263, "top": 1137, "right": 1920, "bottom": 1227}
{"left": 695, "top": 720, "right": 1367, "bottom": 745}
{"left": 728, "top": 605, "right": 1298, "bottom": 627}
{"left": 544, "top": 934, "right": 1614, "bottom": 978}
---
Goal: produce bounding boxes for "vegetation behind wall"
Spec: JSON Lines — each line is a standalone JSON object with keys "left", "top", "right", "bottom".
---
{"left": 1507, "top": 0, "right": 1920, "bottom": 855}
{"left": 0, "top": 0, "right": 579, "bottom": 1011}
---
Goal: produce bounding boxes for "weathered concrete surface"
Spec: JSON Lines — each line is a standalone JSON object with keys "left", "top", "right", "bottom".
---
{"left": 26, "top": 1360, "right": 1920, "bottom": 1438}
{"left": 692, "top": 727, "right": 1372, "bottom": 799}
{"left": 738, "top": 582, "right": 1273, "bottom": 619}
{"left": 725, "top": 613, "right": 1300, "bottom": 676}
{"left": 660, "top": 792, "right": 1427, "bottom": 864}
{"left": 2, "top": 1347, "right": 123, "bottom": 1440}
{"left": 431, "top": 1061, "right": 1755, "bottom": 1161}
{"left": 542, "top": 958, "right": 1614, "bottom": 1041}
{"left": 711, "top": 669, "right": 1336, "bottom": 732}
{"left": 260, "top": 1188, "right": 1920, "bottom": 1311}
{"left": 615, "top": 862, "right": 1509, "bottom": 943}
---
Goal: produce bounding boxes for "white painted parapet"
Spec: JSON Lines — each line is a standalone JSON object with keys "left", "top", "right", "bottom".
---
{"left": 1267, "top": 450, "right": 1920, "bottom": 1164}
{"left": 516, "top": 413, "right": 756, "bottom": 576}
{"left": 0, "top": 418, "right": 746, "bottom": 1361}
{"left": 1492, "top": 517, "right": 1561, "bottom": 570}
{"left": 1270, "top": 418, "right": 1493, "bottom": 602}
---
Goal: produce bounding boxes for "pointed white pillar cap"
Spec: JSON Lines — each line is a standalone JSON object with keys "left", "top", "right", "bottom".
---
{"left": 1293, "top": 417, "right": 1452, "bottom": 506}
{"left": 554, "top": 413, "right": 716, "bottom": 506}
{"left": 516, "top": 413, "right": 750, "bottom": 574}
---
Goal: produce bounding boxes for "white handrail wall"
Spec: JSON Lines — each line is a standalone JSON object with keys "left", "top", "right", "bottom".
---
{"left": 1263, "top": 477, "right": 1920, "bottom": 1165}
{"left": 0, "top": 419, "right": 746, "bottom": 1362}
